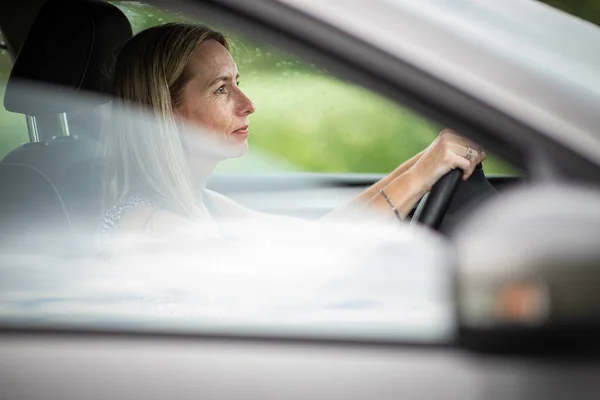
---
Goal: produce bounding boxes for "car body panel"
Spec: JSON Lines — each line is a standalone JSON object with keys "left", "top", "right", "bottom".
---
{"left": 1, "top": 331, "right": 600, "bottom": 400}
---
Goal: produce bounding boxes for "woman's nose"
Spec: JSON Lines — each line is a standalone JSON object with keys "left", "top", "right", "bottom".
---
{"left": 238, "top": 90, "right": 256, "bottom": 115}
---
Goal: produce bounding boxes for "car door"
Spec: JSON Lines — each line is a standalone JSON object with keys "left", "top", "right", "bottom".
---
{"left": 1, "top": 1, "right": 600, "bottom": 400}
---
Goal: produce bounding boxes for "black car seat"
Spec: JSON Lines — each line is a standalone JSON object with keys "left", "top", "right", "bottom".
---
{"left": 0, "top": 162, "right": 76, "bottom": 257}
{"left": 0, "top": 0, "right": 132, "bottom": 256}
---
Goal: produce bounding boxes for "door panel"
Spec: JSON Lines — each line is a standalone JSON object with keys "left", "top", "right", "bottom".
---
{"left": 1, "top": 332, "right": 598, "bottom": 400}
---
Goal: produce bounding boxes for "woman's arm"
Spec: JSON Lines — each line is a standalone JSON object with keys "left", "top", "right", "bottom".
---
{"left": 204, "top": 189, "right": 306, "bottom": 224}
{"left": 323, "top": 129, "right": 486, "bottom": 222}
{"left": 202, "top": 151, "right": 424, "bottom": 223}
{"left": 204, "top": 130, "right": 485, "bottom": 225}
{"left": 322, "top": 150, "right": 425, "bottom": 220}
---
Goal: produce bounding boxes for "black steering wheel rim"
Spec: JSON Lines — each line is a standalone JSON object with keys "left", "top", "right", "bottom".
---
{"left": 411, "top": 168, "right": 464, "bottom": 229}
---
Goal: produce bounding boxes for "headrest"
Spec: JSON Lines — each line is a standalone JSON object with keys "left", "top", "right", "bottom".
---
{"left": 4, "top": 0, "right": 132, "bottom": 115}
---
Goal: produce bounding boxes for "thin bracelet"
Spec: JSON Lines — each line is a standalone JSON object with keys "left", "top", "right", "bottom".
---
{"left": 380, "top": 188, "right": 403, "bottom": 222}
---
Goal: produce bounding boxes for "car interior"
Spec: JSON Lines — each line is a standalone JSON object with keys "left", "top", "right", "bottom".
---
{"left": 0, "top": 0, "right": 133, "bottom": 256}
{"left": 0, "top": 0, "right": 532, "bottom": 260}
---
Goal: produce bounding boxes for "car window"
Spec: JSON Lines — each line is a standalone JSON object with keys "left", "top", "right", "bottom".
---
{"left": 113, "top": 1, "right": 516, "bottom": 175}
{"left": 0, "top": 30, "right": 28, "bottom": 159}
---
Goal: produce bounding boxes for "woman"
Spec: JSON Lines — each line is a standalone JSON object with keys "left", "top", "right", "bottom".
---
{"left": 99, "top": 23, "right": 485, "bottom": 245}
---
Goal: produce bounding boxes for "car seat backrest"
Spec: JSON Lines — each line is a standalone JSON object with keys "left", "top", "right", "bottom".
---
{"left": 0, "top": 163, "right": 79, "bottom": 257}
{"left": 0, "top": 0, "right": 132, "bottom": 257}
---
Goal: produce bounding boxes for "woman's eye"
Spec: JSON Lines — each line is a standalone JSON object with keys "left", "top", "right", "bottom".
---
{"left": 215, "top": 85, "right": 227, "bottom": 94}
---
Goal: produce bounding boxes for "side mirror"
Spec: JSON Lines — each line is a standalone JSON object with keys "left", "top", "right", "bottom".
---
{"left": 453, "top": 183, "right": 600, "bottom": 355}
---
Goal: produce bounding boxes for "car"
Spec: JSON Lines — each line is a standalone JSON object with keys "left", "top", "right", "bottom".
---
{"left": 0, "top": 0, "right": 599, "bottom": 399}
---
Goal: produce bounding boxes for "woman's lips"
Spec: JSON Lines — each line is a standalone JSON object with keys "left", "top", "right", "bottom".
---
{"left": 232, "top": 125, "right": 249, "bottom": 136}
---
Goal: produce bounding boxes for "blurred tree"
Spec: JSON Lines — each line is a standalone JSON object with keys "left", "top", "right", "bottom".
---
{"left": 538, "top": 0, "right": 600, "bottom": 25}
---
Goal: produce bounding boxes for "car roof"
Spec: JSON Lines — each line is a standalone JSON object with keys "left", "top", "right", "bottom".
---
{"left": 276, "top": 0, "right": 600, "bottom": 165}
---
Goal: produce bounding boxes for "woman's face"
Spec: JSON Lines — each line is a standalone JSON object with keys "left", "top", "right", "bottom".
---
{"left": 179, "top": 39, "right": 256, "bottom": 158}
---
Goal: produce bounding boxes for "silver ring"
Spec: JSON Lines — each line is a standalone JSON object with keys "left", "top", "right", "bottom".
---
{"left": 466, "top": 146, "right": 474, "bottom": 160}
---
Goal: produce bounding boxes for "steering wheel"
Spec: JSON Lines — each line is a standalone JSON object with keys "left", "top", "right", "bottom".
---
{"left": 411, "top": 163, "right": 498, "bottom": 230}
{"left": 411, "top": 169, "right": 463, "bottom": 229}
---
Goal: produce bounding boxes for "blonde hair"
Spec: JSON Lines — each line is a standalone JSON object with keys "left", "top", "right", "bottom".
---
{"left": 101, "top": 23, "right": 229, "bottom": 218}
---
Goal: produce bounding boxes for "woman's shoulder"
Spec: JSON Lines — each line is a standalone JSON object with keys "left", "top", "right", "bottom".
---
{"left": 203, "top": 189, "right": 260, "bottom": 219}
{"left": 101, "top": 195, "right": 197, "bottom": 236}
{"left": 100, "top": 195, "right": 157, "bottom": 235}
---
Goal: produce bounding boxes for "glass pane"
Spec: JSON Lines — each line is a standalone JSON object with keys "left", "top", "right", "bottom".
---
{"left": 112, "top": 2, "right": 517, "bottom": 175}
{"left": 0, "top": 30, "right": 28, "bottom": 159}
{"left": 0, "top": 80, "right": 455, "bottom": 344}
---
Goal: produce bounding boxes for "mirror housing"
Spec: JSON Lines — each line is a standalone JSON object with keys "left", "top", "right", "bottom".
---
{"left": 453, "top": 183, "right": 600, "bottom": 354}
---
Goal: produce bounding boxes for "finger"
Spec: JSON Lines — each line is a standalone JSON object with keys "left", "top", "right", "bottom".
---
{"left": 450, "top": 143, "right": 479, "bottom": 167}
{"left": 467, "top": 160, "right": 477, "bottom": 179}
{"left": 451, "top": 154, "right": 472, "bottom": 180}
{"left": 455, "top": 146, "right": 478, "bottom": 180}
{"left": 462, "top": 139, "right": 483, "bottom": 153}
{"left": 465, "top": 146, "right": 480, "bottom": 168}
{"left": 479, "top": 150, "right": 487, "bottom": 163}
{"left": 461, "top": 136, "right": 484, "bottom": 152}
{"left": 464, "top": 159, "right": 477, "bottom": 180}
{"left": 443, "top": 142, "right": 479, "bottom": 180}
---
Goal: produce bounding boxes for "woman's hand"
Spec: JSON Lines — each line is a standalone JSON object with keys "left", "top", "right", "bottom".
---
{"left": 323, "top": 129, "right": 486, "bottom": 221}
{"left": 409, "top": 129, "right": 486, "bottom": 192}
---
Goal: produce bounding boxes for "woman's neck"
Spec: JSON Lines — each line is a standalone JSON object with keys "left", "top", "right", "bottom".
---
{"left": 189, "top": 156, "right": 220, "bottom": 200}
